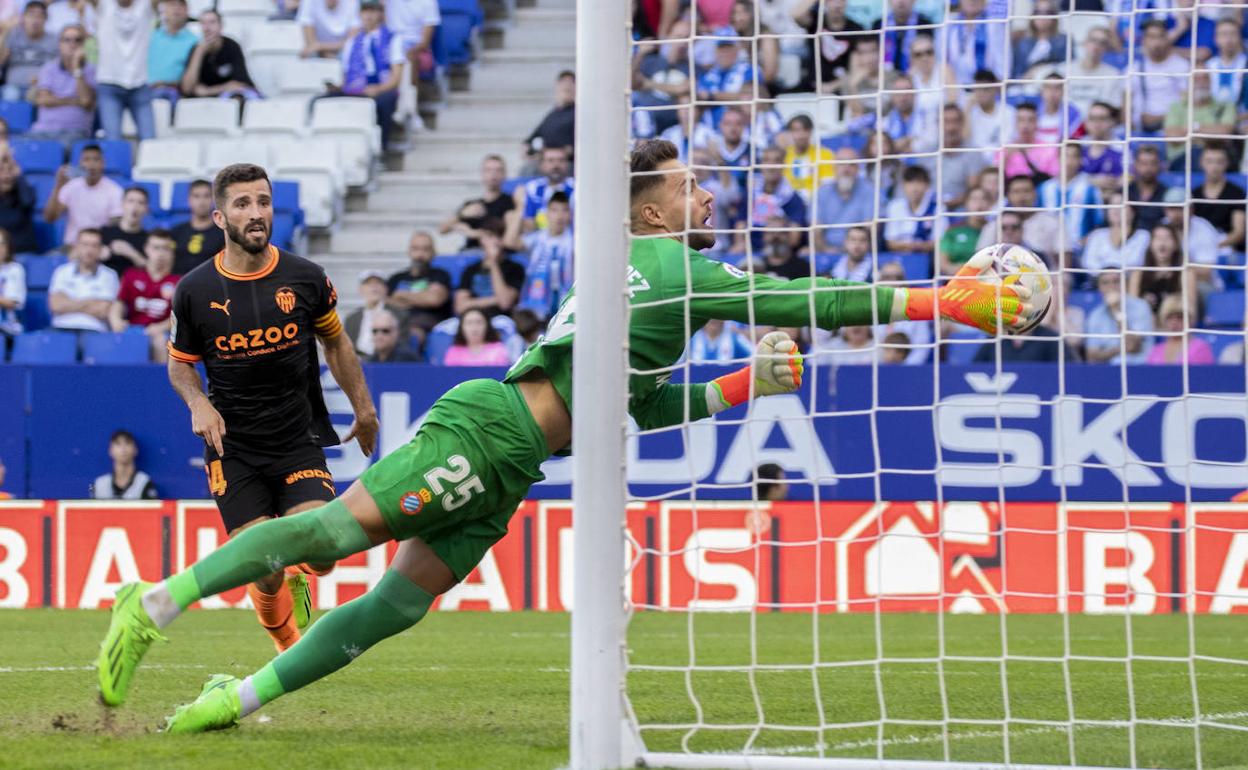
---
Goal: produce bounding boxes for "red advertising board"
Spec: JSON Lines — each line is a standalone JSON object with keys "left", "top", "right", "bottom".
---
{"left": 4, "top": 500, "right": 1248, "bottom": 613}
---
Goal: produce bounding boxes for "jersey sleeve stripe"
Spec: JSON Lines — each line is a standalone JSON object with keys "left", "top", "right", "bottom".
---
{"left": 167, "top": 343, "right": 201, "bottom": 363}
{"left": 314, "top": 310, "right": 343, "bottom": 338}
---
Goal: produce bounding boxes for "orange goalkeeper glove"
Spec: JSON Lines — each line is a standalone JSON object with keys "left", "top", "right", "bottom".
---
{"left": 902, "top": 250, "right": 1033, "bottom": 335}
{"left": 708, "top": 331, "right": 803, "bottom": 413}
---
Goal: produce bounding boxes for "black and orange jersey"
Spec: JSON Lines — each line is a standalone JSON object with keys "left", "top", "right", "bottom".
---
{"left": 168, "top": 245, "right": 343, "bottom": 453}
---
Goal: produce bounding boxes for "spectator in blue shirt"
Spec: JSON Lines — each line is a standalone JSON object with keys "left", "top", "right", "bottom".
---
{"left": 815, "top": 147, "right": 876, "bottom": 252}
{"left": 878, "top": 0, "right": 933, "bottom": 73}
{"left": 688, "top": 318, "right": 752, "bottom": 363}
{"left": 747, "top": 146, "right": 807, "bottom": 252}
{"left": 883, "top": 72, "right": 926, "bottom": 155}
{"left": 1085, "top": 269, "right": 1155, "bottom": 364}
{"left": 335, "top": 0, "right": 404, "bottom": 149}
{"left": 697, "top": 39, "right": 754, "bottom": 128}
{"left": 1165, "top": 0, "right": 1215, "bottom": 61}
{"left": 512, "top": 191, "right": 573, "bottom": 321}
{"left": 1038, "top": 143, "right": 1103, "bottom": 251}
{"left": 148, "top": 0, "right": 197, "bottom": 103}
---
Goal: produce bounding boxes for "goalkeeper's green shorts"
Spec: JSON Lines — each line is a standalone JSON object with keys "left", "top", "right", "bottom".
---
{"left": 358, "top": 378, "right": 548, "bottom": 581}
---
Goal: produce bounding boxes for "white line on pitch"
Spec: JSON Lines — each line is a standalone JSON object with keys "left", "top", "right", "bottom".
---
{"left": 0, "top": 664, "right": 209, "bottom": 673}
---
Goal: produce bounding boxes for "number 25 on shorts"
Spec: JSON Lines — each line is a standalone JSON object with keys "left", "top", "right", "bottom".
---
{"left": 425, "top": 455, "right": 483, "bottom": 512}
{"left": 205, "top": 460, "right": 227, "bottom": 496}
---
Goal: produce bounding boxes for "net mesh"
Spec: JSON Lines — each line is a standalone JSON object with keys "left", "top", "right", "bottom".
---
{"left": 619, "top": 0, "right": 1248, "bottom": 766}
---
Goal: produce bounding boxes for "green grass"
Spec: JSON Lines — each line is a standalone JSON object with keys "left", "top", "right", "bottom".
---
{"left": 0, "top": 610, "right": 1245, "bottom": 769}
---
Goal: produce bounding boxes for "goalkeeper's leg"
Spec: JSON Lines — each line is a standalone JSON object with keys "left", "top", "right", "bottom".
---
{"left": 166, "top": 537, "right": 456, "bottom": 733}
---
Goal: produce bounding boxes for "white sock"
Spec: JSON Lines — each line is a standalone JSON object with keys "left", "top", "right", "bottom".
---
{"left": 140, "top": 582, "right": 181, "bottom": 629}
{"left": 237, "top": 676, "right": 261, "bottom": 717}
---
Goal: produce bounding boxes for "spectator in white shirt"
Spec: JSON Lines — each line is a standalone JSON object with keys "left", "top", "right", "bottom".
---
{"left": 963, "top": 69, "right": 1014, "bottom": 157}
{"left": 299, "top": 0, "right": 360, "bottom": 59}
{"left": 0, "top": 228, "right": 25, "bottom": 345}
{"left": 1131, "top": 19, "right": 1189, "bottom": 134}
{"left": 386, "top": 0, "right": 437, "bottom": 83}
{"left": 1081, "top": 191, "right": 1150, "bottom": 274}
{"left": 95, "top": 0, "right": 157, "bottom": 141}
{"left": 45, "top": 0, "right": 95, "bottom": 37}
{"left": 942, "top": 0, "right": 1006, "bottom": 84}
{"left": 1066, "top": 26, "right": 1122, "bottom": 114}
{"left": 830, "top": 225, "right": 873, "bottom": 282}
{"left": 49, "top": 227, "right": 118, "bottom": 332}
{"left": 883, "top": 165, "right": 937, "bottom": 253}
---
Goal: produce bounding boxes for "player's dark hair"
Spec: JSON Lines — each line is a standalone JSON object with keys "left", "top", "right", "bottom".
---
{"left": 109, "top": 429, "right": 136, "bottom": 445}
{"left": 548, "top": 190, "right": 570, "bottom": 207}
{"left": 901, "top": 165, "right": 930, "bottom": 184}
{"left": 213, "top": 163, "right": 271, "bottom": 207}
{"left": 147, "top": 227, "right": 174, "bottom": 244}
{"left": 630, "top": 139, "right": 680, "bottom": 203}
{"left": 123, "top": 185, "right": 149, "bottom": 203}
{"left": 511, "top": 308, "right": 541, "bottom": 340}
{"left": 755, "top": 463, "right": 784, "bottom": 501}
{"left": 453, "top": 308, "right": 501, "bottom": 346}
{"left": 786, "top": 114, "right": 813, "bottom": 132}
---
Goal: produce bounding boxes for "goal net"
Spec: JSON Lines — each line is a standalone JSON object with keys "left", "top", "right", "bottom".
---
{"left": 571, "top": 0, "right": 1248, "bottom": 768}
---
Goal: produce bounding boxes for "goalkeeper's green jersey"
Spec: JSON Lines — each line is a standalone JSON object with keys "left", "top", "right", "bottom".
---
{"left": 504, "top": 237, "right": 901, "bottom": 432}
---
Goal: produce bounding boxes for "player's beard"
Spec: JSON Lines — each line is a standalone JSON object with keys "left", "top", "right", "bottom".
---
{"left": 686, "top": 230, "right": 716, "bottom": 251}
{"left": 227, "top": 219, "right": 271, "bottom": 254}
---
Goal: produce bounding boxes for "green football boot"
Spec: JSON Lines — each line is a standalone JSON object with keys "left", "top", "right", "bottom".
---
{"left": 287, "top": 572, "right": 312, "bottom": 630}
{"left": 165, "top": 674, "right": 243, "bottom": 734}
{"left": 96, "top": 581, "right": 167, "bottom": 707}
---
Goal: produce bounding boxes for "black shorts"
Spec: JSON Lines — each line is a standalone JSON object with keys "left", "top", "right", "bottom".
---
{"left": 203, "top": 443, "right": 337, "bottom": 533}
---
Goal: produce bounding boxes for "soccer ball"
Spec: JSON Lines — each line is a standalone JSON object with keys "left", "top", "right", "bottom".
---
{"left": 971, "top": 243, "right": 1053, "bottom": 335}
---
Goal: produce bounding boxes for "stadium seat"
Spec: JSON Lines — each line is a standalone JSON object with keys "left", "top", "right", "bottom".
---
{"left": 204, "top": 137, "right": 273, "bottom": 174}
{"left": 130, "top": 179, "right": 166, "bottom": 216}
{"left": 276, "top": 58, "right": 342, "bottom": 97}
{"left": 246, "top": 20, "right": 303, "bottom": 56}
{"left": 33, "top": 219, "right": 64, "bottom": 253}
{"left": 435, "top": 0, "right": 483, "bottom": 66}
{"left": 11, "top": 330, "right": 76, "bottom": 363}
{"left": 70, "top": 140, "right": 132, "bottom": 175}
{"left": 18, "top": 253, "right": 65, "bottom": 290}
{"left": 173, "top": 98, "right": 242, "bottom": 138}
{"left": 1219, "top": 252, "right": 1245, "bottom": 289}
{"left": 217, "top": 0, "right": 275, "bottom": 21}
{"left": 0, "top": 100, "right": 34, "bottom": 134}
{"left": 424, "top": 329, "right": 454, "bottom": 365}
{"left": 19, "top": 290, "right": 49, "bottom": 331}
{"left": 271, "top": 210, "right": 297, "bottom": 249}
{"left": 81, "top": 330, "right": 151, "bottom": 364}
{"left": 432, "top": 254, "right": 477, "bottom": 287}
{"left": 28, "top": 172, "right": 56, "bottom": 209}
{"left": 1067, "top": 290, "right": 1102, "bottom": 317}
{"left": 271, "top": 139, "right": 344, "bottom": 227}
{"left": 884, "top": 252, "right": 933, "bottom": 282}
{"left": 122, "top": 96, "right": 173, "bottom": 139}
{"left": 500, "top": 176, "right": 536, "bottom": 196}
{"left": 242, "top": 97, "right": 309, "bottom": 141}
{"left": 310, "top": 97, "right": 377, "bottom": 187}
{"left": 11, "top": 139, "right": 63, "bottom": 174}
{"left": 134, "top": 139, "right": 204, "bottom": 209}
{"left": 1204, "top": 290, "right": 1244, "bottom": 328}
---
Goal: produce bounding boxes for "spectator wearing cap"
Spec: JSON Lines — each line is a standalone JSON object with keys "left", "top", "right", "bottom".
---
{"left": 942, "top": 0, "right": 1006, "bottom": 84}
{"left": 386, "top": 0, "right": 438, "bottom": 84}
{"left": 815, "top": 148, "right": 875, "bottom": 253}
{"left": 344, "top": 269, "right": 405, "bottom": 356}
{"left": 1128, "top": 146, "right": 1167, "bottom": 233}
{"left": 148, "top": 0, "right": 198, "bottom": 103}
{"left": 95, "top": 0, "right": 158, "bottom": 141}
{"left": 333, "top": 0, "right": 403, "bottom": 150}
{"left": 1067, "top": 26, "right": 1121, "bottom": 115}
{"left": 782, "top": 114, "right": 834, "bottom": 198}
{"left": 1132, "top": 19, "right": 1189, "bottom": 134}
{"left": 44, "top": 144, "right": 123, "bottom": 246}
{"left": 524, "top": 70, "right": 575, "bottom": 167}
{"left": 91, "top": 430, "right": 158, "bottom": 499}
{"left": 299, "top": 0, "right": 360, "bottom": 59}
{"left": 179, "top": 9, "right": 259, "bottom": 99}
{"left": 0, "top": 1, "right": 58, "bottom": 102}
{"left": 387, "top": 229, "right": 452, "bottom": 334}
{"left": 27, "top": 22, "right": 94, "bottom": 145}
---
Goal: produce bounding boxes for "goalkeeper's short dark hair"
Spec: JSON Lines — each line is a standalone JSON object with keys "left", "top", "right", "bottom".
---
{"left": 630, "top": 139, "right": 681, "bottom": 203}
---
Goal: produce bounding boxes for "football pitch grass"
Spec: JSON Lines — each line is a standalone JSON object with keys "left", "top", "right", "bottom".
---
{"left": 0, "top": 610, "right": 1245, "bottom": 769}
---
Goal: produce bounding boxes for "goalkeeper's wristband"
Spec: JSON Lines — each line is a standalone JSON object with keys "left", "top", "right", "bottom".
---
{"left": 707, "top": 366, "right": 752, "bottom": 415}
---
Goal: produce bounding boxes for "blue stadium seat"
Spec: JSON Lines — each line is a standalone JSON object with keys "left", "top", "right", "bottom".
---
{"left": 129, "top": 180, "right": 164, "bottom": 216}
{"left": 944, "top": 330, "right": 987, "bottom": 365}
{"left": 434, "top": 2, "right": 480, "bottom": 66}
{"left": 424, "top": 329, "right": 454, "bottom": 365}
{"left": 81, "top": 330, "right": 151, "bottom": 364}
{"left": 0, "top": 100, "right": 34, "bottom": 134}
{"left": 1198, "top": 332, "right": 1245, "bottom": 361}
{"left": 509, "top": 251, "right": 528, "bottom": 271}
{"left": 11, "top": 330, "right": 76, "bottom": 363}
{"left": 500, "top": 176, "right": 536, "bottom": 196}
{"left": 272, "top": 211, "right": 296, "bottom": 249}
{"left": 1219, "top": 252, "right": 1246, "bottom": 289}
{"left": 811, "top": 252, "right": 835, "bottom": 275}
{"left": 34, "top": 218, "right": 64, "bottom": 253}
{"left": 272, "top": 179, "right": 303, "bottom": 228}
{"left": 28, "top": 172, "right": 56, "bottom": 209}
{"left": 1204, "top": 290, "right": 1244, "bottom": 328}
{"left": 70, "top": 140, "right": 132, "bottom": 176}
{"left": 1067, "top": 290, "right": 1102, "bottom": 317}
{"left": 11, "top": 139, "right": 62, "bottom": 174}
{"left": 168, "top": 180, "right": 193, "bottom": 217}
{"left": 18, "top": 253, "right": 65, "bottom": 289}
{"left": 433, "top": 254, "right": 477, "bottom": 287}
{"left": 20, "top": 290, "right": 49, "bottom": 331}
{"left": 879, "top": 252, "right": 932, "bottom": 282}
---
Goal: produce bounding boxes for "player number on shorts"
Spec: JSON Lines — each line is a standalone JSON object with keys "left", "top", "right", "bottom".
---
{"left": 424, "top": 455, "right": 484, "bottom": 512}
{"left": 205, "top": 460, "right": 227, "bottom": 496}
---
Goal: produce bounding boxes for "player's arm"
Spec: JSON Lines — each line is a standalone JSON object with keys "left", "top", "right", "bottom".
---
{"left": 315, "top": 312, "right": 379, "bottom": 456}
{"left": 107, "top": 299, "right": 128, "bottom": 332}
{"left": 168, "top": 357, "right": 226, "bottom": 456}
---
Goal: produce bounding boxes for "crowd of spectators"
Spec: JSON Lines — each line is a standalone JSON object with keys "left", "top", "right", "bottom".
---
{"left": 621, "top": 0, "right": 1248, "bottom": 367}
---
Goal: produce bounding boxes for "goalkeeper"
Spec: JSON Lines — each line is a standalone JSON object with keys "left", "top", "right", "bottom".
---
{"left": 95, "top": 139, "right": 1031, "bottom": 732}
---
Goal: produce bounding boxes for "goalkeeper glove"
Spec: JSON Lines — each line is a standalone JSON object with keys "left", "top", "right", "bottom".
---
{"left": 902, "top": 250, "right": 1033, "bottom": 335}
{"left": 707, "top": 331, "right": 803, "bottom": 414}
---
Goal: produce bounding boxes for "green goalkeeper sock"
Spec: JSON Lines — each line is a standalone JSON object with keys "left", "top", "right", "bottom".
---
{"left": 236, "top": 570, "right": 435, "bottom": 715}
{"left": 142, "top": 499, "right": 374, "bottom": 627}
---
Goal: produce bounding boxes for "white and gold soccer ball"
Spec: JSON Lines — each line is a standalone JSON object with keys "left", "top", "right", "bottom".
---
{"left": 971, "top": 243, "right": 1053, "bottom": 335}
